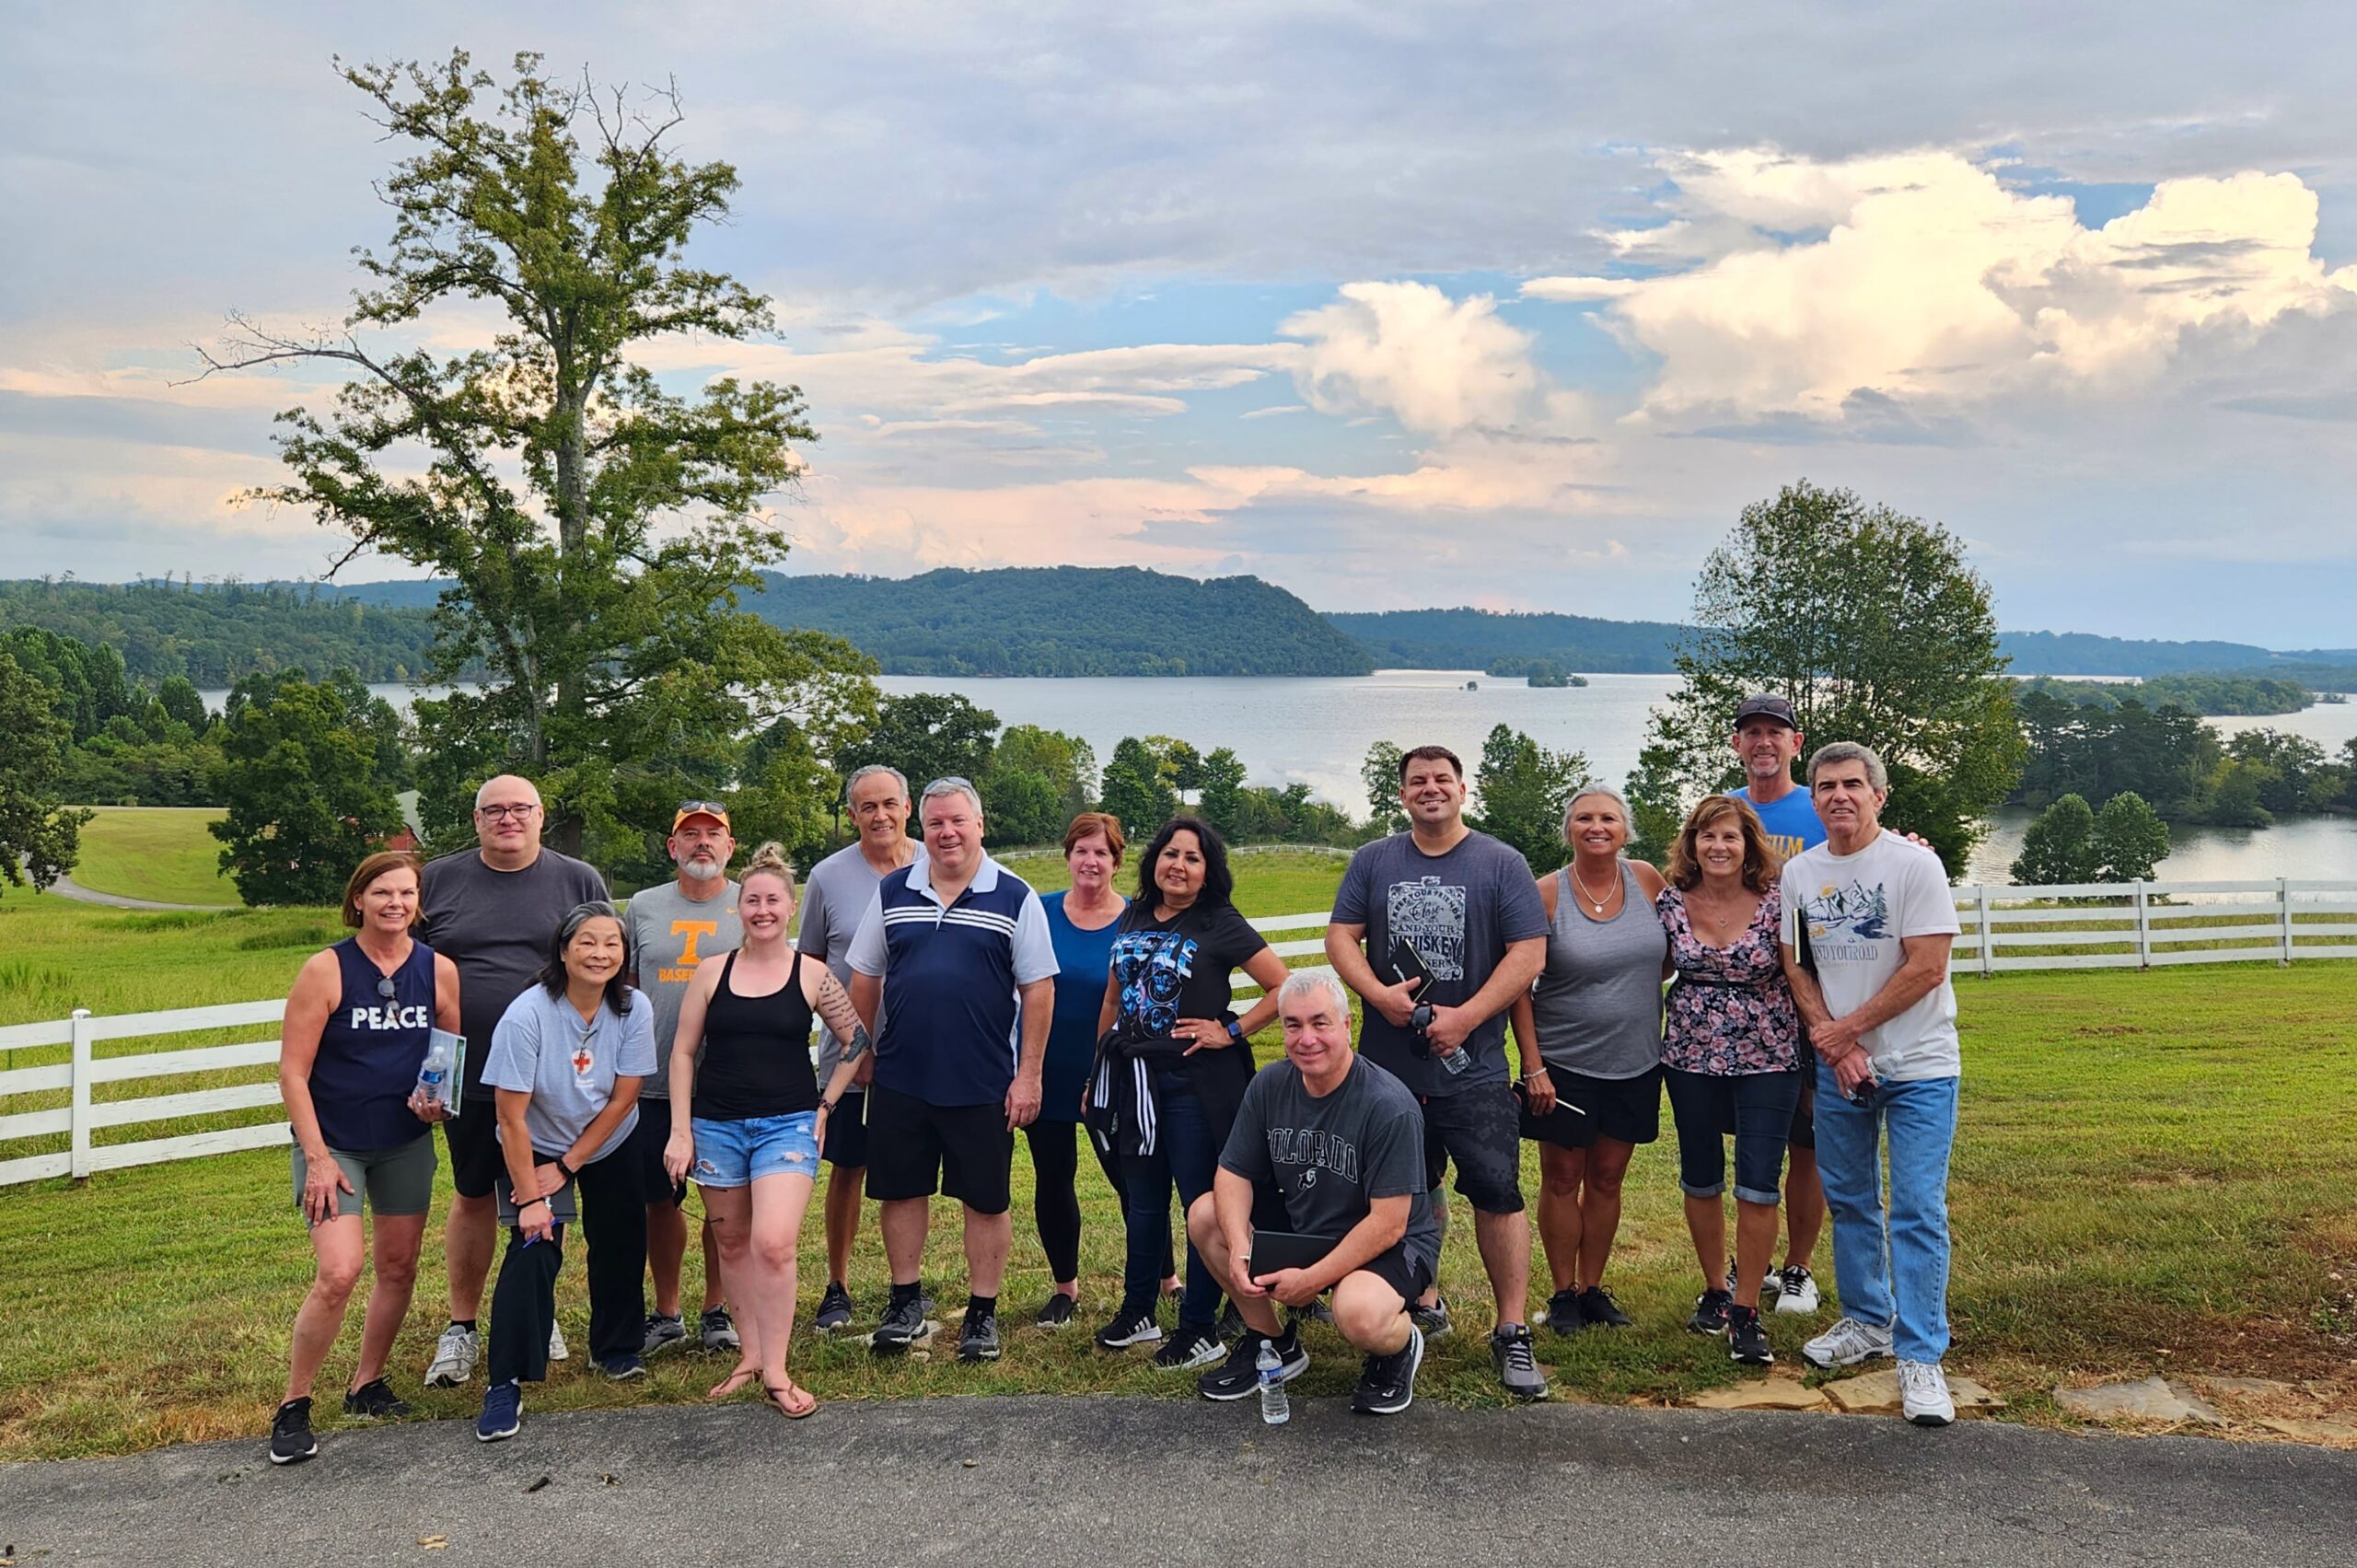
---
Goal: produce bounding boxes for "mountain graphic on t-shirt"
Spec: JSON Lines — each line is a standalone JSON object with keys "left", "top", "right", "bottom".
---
{"left": 1804, "top": 879, "right": 1891, "bottom": 942}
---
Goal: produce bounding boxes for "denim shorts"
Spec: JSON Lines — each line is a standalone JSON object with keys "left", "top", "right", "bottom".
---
{"left": 688, "top": 1111, "right": 821, "bottom": 1189}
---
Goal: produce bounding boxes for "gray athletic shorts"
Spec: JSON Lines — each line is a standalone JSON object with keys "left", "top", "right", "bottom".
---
{"left": 291, "top": 1132, "right": 437, "bottom": 1223}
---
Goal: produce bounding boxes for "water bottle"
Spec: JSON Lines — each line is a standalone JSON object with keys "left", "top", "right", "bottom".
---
{"left": 1439, "top": 1040, "right": 1472, "bottom": 1076}
{"left": 1257, "top": 1340, "right": 1289, "bottom": 1425}
{"left": 413, "top": 1032, "right": 455, "bottom": 1111}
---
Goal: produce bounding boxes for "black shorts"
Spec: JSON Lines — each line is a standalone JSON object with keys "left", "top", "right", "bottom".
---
{"left": 822, "top": 1089, "right": 869, "bottom": 1169}
{"left": 1786, "top": 1074, "right": 1817, "bottom": 1152}
{"left": 1245, "top": 1180, "right": 1429, "bottom": 1309}
{"left": 1519, "top": 1064, "right": 1663, "bottom": 1150}
{"left": 441, "top": 1093, "right": 505, "bottom": 1201}
{"left": 864, "top": 1085, "right": 1014, "bottom": 1214}
{"left": 626, "top": 1097, "right": 689, "bottom": 1208}
{"left": 1420, "top": 1081, "right": 1525, "bottom": 1214}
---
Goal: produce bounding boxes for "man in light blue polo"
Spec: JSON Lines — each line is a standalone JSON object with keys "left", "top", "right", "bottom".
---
{"left": 847, "top": 776, "right": 1057, "bottom": 1365}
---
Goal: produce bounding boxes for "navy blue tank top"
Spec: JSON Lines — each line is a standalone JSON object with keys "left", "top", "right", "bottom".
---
{"left": 309, "top": 937, "right": 437, "bottom": 1152}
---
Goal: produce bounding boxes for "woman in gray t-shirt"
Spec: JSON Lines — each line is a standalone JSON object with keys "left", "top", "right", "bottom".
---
{"left": 1506, "top": 788, "right": 1668, "bottom": 1339}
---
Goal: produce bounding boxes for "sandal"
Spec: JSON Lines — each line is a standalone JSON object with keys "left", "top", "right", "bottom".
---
{"left": 763, "top": 1378, "right": 817, "bottom": 1420}
{"left": 707, "top": 1364, "right": 758, "bottom": 1400}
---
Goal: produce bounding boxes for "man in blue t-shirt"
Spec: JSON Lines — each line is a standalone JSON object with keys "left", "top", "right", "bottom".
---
{"left": 1725, "top": 694, "right": 1829, "bottom": 1317}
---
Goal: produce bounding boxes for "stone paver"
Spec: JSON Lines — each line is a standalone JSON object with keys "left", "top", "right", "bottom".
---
{"left": 1825, "top": 1365, "right": 2006, "bottom": 1415}
{"left": 1688, "top": 1376, "right": 1832, "bottom": 1412}
{"left": 2055, "top": 1376, "right": 2224, "bottom": 1425}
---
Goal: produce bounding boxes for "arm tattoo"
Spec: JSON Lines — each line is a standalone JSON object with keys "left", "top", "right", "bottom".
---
{"left": 814, "top": 972, "right": 868, "bottom": 1056}
{"left": 840, "top": 1024, "right": 873, "bottom": 1064}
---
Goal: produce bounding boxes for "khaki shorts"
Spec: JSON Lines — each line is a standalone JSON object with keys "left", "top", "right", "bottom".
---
{"left": 291, "top": 1132, "right": 438, "bottom": 1223}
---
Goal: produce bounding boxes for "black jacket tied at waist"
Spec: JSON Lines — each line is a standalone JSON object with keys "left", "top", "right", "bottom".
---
{"left": 1085, "top": 1016, "right": 1254, "bottom": 1161}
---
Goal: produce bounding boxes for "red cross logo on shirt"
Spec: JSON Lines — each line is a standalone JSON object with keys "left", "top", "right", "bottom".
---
{"left": 571, "top": 1044, "right": 594, "bottom": 1077}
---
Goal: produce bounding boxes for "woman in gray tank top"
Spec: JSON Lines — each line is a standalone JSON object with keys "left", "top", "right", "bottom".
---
{"left": 1507, "top": 787, "right": 1667, "bottom": 1338}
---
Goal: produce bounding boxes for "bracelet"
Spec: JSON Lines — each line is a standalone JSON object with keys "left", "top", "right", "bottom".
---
{"left": 819, "top": 1098, "right": 839, "bottom": 1115}
{"left": 555, "top": 1156, "right": 578, "bottom": 1180}
{"left": 1525, "top": 1066, "right": 1550, "bottom": 1077}
{"left": 521, "top": 1196, "right": 550, "bottom": 1211}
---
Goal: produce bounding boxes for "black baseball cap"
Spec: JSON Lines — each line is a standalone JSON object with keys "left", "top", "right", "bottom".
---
{"left": 1733, "top": 694, "right": 1798, "bottom": 730}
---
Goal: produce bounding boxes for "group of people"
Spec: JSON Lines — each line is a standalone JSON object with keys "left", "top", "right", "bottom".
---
{"left": 267, "top": 692, "right": 1966, "bottom": 1463}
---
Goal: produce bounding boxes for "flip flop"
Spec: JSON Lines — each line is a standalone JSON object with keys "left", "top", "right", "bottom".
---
{"left": 707, "top": 1365, "right": 758, "bottom": 1400}
{"left": 763, "top": 1378, "right": 817, "bottom": 1420}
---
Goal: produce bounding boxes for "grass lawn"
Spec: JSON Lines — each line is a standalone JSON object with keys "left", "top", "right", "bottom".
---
{"left": 3, "top": 867, "right": 2354, "bottom": 1459}
{"left": 66, "top": 807, "right": 238, "bottom": 907}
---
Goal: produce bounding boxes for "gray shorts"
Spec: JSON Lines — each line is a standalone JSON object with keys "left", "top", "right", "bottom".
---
{"left": 291, "top": 1132, "right": 438, "bottom": 1223}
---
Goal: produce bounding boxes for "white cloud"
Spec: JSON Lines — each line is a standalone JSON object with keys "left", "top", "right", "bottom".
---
{"left": 1279, "top": 281, "right": 1538, "bottom": 436}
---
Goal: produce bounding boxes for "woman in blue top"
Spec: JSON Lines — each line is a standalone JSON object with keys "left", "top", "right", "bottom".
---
{"left": 269, "top": 851, "right": 460, "bottom": 1466}
{"left": 1030, "top": 812, "right": 1132, "bottom": 1329}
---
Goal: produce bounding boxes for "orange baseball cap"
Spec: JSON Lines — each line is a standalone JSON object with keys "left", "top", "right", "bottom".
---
{"left": 672, "top": 799, "right": 731, "bottom": 831}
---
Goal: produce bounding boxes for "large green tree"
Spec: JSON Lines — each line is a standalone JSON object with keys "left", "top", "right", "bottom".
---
{"left": 2010, "top": 794, "right": 2101, "bottom": 886}
{"left": 1471, "top": 724, "right": 1590, "bottom": 873}
{"left": 1636, "top": 481, "right": 2023, "bottom": 873}
{"left": 1099, "top": 737, "right": 1179, "bottom": 840}
{"left": 2093, "top": 791, "right": 2171, "bottom": 882}
{"left": 197, "top": 51, "right": 872, "bottom": 863}
{"left": 211, "top": 674, "right": 407, "bottom": 905}
{"left": 836, "top": 692, "right": 1000, "bottom": 800}
{"left": 0, "top": 651, "right": 92, "bottom": 897}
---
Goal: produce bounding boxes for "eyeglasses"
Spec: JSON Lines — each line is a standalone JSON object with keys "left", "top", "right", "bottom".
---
{"left": 476, "top": 803, "right": 540, "bottom": 821}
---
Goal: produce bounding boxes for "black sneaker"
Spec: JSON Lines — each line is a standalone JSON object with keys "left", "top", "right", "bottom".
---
{"left": 268, "top": 1398, "right": 317, "bottom": 1465}
{"left": 1093, "top": 1303, "right": 1164, "bottom": 1351}
{"left": 1035, "top": 1292, "right": 1077, "bottom": 1330}
{"left": 1545, "top": 1288, "right": 1586, "bottom": 1336}
{"left": 1577, "top": 1284, "right": 1632, "bottom": 1329}
{"left": 1688, "top": 1287, "right": 1733, "bottom": 1336}
{"left": 1491, "top": 1324, "right": 1548, "bottom": 1400}
{"left": 957, "top": 1307, "right": 1002, "bottom": 1363}
{"left": 1350, "top": 1324, "right": 1425, "bottom": 1415}
{"left": 341, "top": 1377, "right": 410, "bottom": 1421}
{"left": 814, "top": 1283, "right": 853, "bottom": 1333}
{"left": 1216, "top": 1300, "right": 1246, "bottom": 1342}
{"left": 641, "top": 1312, "right": 687, "bottom": 1358}
{"left": 872, "top": 1293, "right": 935, "bottom": 1355}
{"left": 1198, "top": 1329, "right": 1307, "bottom": 1400}
{"left": 1152, "top": 1327, "right": 1225, "bottom": 1370}
{"left": 1727, "top": 1303, "right": 1774, "bottom": 1365}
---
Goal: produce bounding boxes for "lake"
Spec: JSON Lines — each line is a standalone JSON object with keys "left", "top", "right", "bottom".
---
{"left": 266, "top": 670, "right": 2357, "bottom": 886}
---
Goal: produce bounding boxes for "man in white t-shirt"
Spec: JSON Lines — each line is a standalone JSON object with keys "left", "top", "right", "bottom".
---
{"left": 1777, "top": 741, "right": 1964, "bottom": 1427}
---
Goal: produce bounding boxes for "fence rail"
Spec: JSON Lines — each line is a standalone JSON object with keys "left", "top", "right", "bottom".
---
{"left": 6, "top": 878, "right": 2353, "bottom": 1188}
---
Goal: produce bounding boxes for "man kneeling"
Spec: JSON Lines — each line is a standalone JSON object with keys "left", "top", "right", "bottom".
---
{"left": 1186, "top": 970, "right": 1442, "bottom": 1415}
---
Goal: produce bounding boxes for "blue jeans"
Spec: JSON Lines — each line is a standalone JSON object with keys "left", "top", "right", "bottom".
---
{"left": 1811, "top": 1065, "right": 1958, "bottom": 1364}
{"left": 1120, "top": 1085, "right": 1219, "bottom": 1331}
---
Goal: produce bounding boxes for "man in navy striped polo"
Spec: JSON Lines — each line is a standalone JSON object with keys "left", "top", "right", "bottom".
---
{"left": 847, "top": 775, "right": 1059, "bottom": 1364}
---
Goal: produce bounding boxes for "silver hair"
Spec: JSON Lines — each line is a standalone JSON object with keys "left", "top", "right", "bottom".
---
{"left": 1562, "top": 784, "right": 1630, "bottom": 839}
{"left": 1277, "top": 969, "right": 1353, "bottom": 1019}
{"left": 920, "top": 775, "right": 983, "bottom": 816}
{"left": 1807, "top": 741, "right": 1889, "bottom": 792}
{"left": 843, "top": 762, "right": 910, "bottom": 808}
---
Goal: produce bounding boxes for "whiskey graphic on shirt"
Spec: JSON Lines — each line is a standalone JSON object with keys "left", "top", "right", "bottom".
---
{"left": 1387, "top": 876, "right": 1468, "bottom": 981}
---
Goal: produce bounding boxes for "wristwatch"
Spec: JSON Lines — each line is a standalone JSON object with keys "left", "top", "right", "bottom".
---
{"left": 555, "top": 1156, "right": 578, "bottom": 1181}
{"left": 1225, "top": 1018, "right": 1245, "bottom": 1043}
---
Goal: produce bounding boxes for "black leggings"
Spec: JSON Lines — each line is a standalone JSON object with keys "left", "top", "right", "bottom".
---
{"left": 1024, "top": 1120, "right": 1171, "bottom": 1283}
{"left": 485, "top": 1147, "right": 646, "bottom": 1383}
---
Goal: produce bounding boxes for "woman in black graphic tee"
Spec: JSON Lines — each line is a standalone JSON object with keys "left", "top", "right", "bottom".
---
{"left": 1086, "top": 817, "right": 1290, "bottom": 1368}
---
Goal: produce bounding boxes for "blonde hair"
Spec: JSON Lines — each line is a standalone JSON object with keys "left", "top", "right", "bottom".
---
{"left": 740, "top": 841, "right": 798, "bottom": 900}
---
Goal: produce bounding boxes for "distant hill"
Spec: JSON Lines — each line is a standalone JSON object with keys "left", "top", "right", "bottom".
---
{"left": 0, "top": 578, "right": 440, "bottom": 685}
{"left": 1323, "top": 608, "right": 1689, "bottom": 673}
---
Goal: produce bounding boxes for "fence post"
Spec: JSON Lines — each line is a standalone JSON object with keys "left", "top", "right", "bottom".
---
{"left": 69, "top": 1007, "right": 93, "bottom": 1181}
{"left": 1975, "top": 886, "right": 1992, "bottom": 978}
{"left": 2279, "top": 877, "right": 2293, "bottom": 966}
{"left": 2133, "top": 881, "right": 2151, "bottom": 969}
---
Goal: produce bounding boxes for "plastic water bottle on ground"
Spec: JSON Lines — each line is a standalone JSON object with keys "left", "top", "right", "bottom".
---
{"left": 413, "top": 1032, "right": 456, "bottom": 1112}
{"left": 1257, "top": 1340, "right": 1289, "bottom": 1425}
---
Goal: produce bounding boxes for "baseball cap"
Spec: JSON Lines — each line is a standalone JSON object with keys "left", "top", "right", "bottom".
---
{"left": 1733, "top": 694, "right": 1798, "bottom": 729}
{"left": 672, "top": 799, "right": 731, "bottom": 831}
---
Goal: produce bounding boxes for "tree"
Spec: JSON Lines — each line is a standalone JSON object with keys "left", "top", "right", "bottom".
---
{"left": 1471, "top": 724, "right": 1590, "bottom": 873}
{"left": 2093, "top": 791, "right": 2171, "bottom": 882}
{"left": 1194, "top": 746, "right": 1249, "bottom": 837}
{"left": 211, "top": 674, "right": 407, "bottom": 905}
{"left": 0, "top": 652, "right": 92, "bottom": 897}
{"left": 1622, "top": 734, "right": 1686, "bottom": 867}
{"left": 195, "top": 51, "right": 875, "bottom": 865}
{"left": 2010, "top": 794, "right": 2100, "bottom": 886}
{"left": 980, "top": 768, "right": 1062, "bottom": 847}
{"left": 837, "top": 692, "right": 1000, "bottom": 798}
{"left": 1100, "top": 737, "right": 1179, "bottom": 839}
{"left": 1643, "top": 481, "right": 2023, "bottom": 872}
{"left": 992, "top": 724, "right": 1097, "bottom": 821}
{"left": 1361, "top": 741, "right": 1407, "bottom": 835}
{"left": 2201, "top": 758, "right": 2273, "bottom": 828}
{"left": 155, "top": 675, "right": 211, "bottom": 734}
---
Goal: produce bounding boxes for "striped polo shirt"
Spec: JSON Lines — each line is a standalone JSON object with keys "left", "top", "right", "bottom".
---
{"left": 846, "top": 853, "right": 1059, "bottom": 1107}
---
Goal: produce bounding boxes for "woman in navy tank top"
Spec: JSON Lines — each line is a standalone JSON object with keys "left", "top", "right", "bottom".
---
{"left": 268, "top": 851, "right": 459, "bottom": 1466}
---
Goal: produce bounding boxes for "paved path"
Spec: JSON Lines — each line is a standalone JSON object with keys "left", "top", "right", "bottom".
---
{"left": 4, "top": 1396, "right": 2351, "bottom": 1566}
{"left": 39, "top": 873, "right": 229, "bottom": 912}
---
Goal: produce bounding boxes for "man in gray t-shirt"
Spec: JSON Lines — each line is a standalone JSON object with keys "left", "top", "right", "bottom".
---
{"left": 1325, "top": 742, "right": 1549, "bottom": 1397}
{"left": 622, "top": 801, "right": 744, "bottom": 1355}
{"left": 1188, "top": 970, "right": 1438, "bottom": 1415}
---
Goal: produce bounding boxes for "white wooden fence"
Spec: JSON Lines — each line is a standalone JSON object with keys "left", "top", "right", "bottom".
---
{"left": 4, "top": 878, "right": 2352, "bottom": 1188}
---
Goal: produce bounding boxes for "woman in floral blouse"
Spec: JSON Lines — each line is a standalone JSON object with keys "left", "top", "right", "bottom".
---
{"left": 1656, "top": 795, "right": 1803, "bottom": 1367}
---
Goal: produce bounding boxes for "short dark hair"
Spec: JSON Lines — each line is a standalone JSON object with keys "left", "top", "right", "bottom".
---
{"left": 536, "top": 900, "right": 634, "bottom": 1016}
{"left": 1133, "top": 815, "right": 1236, "bottom": 911}
{"left": 1062, "top": 811, "right": 1127, "bottom": 862}
{"left": 341, "top": 851, "right": 421, "bottom": 930}
{"left": 1396, "top": 744, "right": 1464, "bottom": 784}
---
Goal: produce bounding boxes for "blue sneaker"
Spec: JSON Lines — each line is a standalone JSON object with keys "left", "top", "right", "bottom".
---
{"left": 598, "top": 1354, "right": 646, "bottom": 1381}
{"left": 476, "top": 1380, "right": 522, "bottom": 1443}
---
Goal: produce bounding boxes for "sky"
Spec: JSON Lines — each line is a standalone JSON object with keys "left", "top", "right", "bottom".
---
{"left": 6, "top": 2, "right": 2357, "bottom": 647}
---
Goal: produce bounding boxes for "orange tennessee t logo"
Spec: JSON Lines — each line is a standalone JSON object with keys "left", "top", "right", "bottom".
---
{"left": 673, "top": 920, "right": 720, "bottom": 968}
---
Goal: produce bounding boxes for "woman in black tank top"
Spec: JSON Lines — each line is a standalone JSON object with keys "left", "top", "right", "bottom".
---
{"left": 662, "top": 843, "right": 875, "bottom": 1420}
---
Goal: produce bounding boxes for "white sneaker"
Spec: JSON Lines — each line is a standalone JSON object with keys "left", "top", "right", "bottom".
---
{"left": 1774, "top": 1265, "right": 1821, "bottom": 1315}
{"left": 1801, "top": 1315, "right": 1893, "bottom": 1369}
{"left": 424, "top": 1322, "right": 480, "bottom": 1388}
{"left": 1898, "top": 1359, "right": 1956, "bottom": 1426}
{"left": 548, "top": 1319, "right": 569, "bottom": 1362}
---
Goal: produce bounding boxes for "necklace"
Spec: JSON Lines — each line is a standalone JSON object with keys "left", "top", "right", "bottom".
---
{"left": 1570, "top": 862, "right": 1616, "bottom": 914}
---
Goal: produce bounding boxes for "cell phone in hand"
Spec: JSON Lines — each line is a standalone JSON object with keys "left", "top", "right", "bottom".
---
{"left": 1385, "top": 939, "right": 1434, "bottom": 994}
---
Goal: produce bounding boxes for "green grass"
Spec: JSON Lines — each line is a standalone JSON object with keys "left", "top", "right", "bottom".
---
{"left": 67, "top": 807, "right": 238, "bottom": 906}
{"left": 4, "top": 877, "right": 2356, "bottom": 1458}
